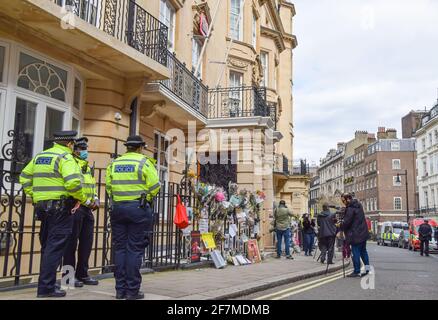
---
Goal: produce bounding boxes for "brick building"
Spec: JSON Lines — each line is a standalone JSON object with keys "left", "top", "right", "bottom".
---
{"left": 402, "top": 110, "right": 428, "bottom": 139}
{"left": 363, "top": 131, "right": 417, "bottom": 231}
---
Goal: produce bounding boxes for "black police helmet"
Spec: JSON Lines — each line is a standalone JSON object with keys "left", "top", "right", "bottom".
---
{"left": 124, "top": 135, "right": 146, "bottom": 147}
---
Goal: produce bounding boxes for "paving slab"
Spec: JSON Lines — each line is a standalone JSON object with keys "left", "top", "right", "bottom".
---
{"left": 0, "top": 253, "right": 350, "bottom": 300}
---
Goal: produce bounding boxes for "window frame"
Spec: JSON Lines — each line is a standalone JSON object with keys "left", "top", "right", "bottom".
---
{"left": 260, "top": 51, "right": 269, "bottom": 87}
{"left": 153, "top": 131, "right": 171, "bottom": 183}
{"left": 394, "top": 197, "right": 402, "bottom": 211}
{"left": 0, "top": 40, "right": 84, "bottom": 158}
{"left": 252, "top": 13, "right": 257, "bottom": 48}
{"left": 0, "top": 40, "right": 10, "bottom": 86}
{"left": 160, "top": 0, "right": 176, "bottom": 51}
{"left": 230, "top": 0, "right": 244, "bottom": 41}
{"left": 391, "top": 141, "right": 401, "bottom": 152}
{"left": 392, "top": 159, "right": 401, "bottom": 170}
{"left": 192, "top": 38, "right": 202, "bottom": 79}
{"left": 393, "top": 176, "right": 402, "bottom": 187}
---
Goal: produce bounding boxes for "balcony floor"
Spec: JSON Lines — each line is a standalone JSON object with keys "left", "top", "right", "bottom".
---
{"left": 0, "top": 0, "right": 169, "bottom": 80}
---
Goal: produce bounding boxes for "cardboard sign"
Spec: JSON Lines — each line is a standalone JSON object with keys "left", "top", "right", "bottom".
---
{"left": 201, "top": 232, "right": 216, "bottom": 249}
{"left": 199, "top": 218, "right": 209, "bottom": 233}
{"left": 247, "top": 239, "right": 261, "bottom": 263}
{"left": 211, "top": 250, "right": 226, "bottom": 269}
{"left": 190, "top": 231, "right": 201, "bottom": 263}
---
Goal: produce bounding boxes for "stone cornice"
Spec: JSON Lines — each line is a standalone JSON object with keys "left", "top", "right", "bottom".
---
{"left": 280, "top": 0, "right": 296, "bottom": 16}
{"left": 284, "top": 34, "right": 298, "bottom": 49}
{"left": 260, "top": 26, "right": 286, "bottom": 52}
{"left": 259, "top": 0, "right": 286, "bottom": 52}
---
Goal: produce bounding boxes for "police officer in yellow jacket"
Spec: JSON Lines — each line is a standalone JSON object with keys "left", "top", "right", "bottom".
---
{"left": 63, "top": 137, "right": 99, "bottom": 287}
{"left": 19, "top": 131, "right": 93, "bottom": 298}
{"left": 106, "top": 135, "right": 160, "bottom": 300}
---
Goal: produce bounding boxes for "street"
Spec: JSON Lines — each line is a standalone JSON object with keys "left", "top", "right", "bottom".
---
{"left": 240, "top": 243, "right": 438, "bottom": 300}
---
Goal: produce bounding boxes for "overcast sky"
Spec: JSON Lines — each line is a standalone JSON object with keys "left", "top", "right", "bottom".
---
{"left": 292, "top": 0, "right": 438, "bottom": 165}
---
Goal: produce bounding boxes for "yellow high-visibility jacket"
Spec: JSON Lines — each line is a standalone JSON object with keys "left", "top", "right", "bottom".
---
{"left": 19, "top": 143, "right": 91, "bottom": 205}
{"left": 106, "top": 152, "right": 160, "bottom": 202}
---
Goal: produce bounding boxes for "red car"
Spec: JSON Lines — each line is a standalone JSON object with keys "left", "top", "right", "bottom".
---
{"left": 408, "top": 218, "right": 438, "bottom": 251}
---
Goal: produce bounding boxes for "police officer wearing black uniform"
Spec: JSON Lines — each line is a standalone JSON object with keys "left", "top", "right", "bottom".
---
{"left": 106, "top": 135, "right": 160, "bottom": 300}
{"left": 63, "top": 137, "right": 99, "bottom": 287}
{"left": 20, "top": 131, "right": 92, "bottom": 298}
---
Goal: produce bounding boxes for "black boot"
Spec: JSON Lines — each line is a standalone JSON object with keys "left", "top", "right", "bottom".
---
{"left": 37, "top": 289, "right": 67, "bottom": 298}
{"left": 126, "top": 291, "right": 144, "bottom": 300}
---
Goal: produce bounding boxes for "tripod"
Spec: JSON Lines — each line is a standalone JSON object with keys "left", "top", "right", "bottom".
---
{"left": 315, "top": 236, "right": 337, "bottom": 275}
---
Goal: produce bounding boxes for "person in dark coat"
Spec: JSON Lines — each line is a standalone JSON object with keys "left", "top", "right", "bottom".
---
{"left": 302, "top": 214, "right": 316, "bottom": 256}
{"left": 317, "top": 204, "right": 337, "bottom": 264}
{"left": 434, "top": 227, "right": 438, "bottom": 250}
{"left": 340, "top": 193, "right": 370, "bottom": 278}
{"left": 418, "top": 219, "right": 433, "bottom": 257}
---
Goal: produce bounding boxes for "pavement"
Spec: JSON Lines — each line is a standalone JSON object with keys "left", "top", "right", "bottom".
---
{"left": 0, "top": 250, "right": 348, "bottom": 300}
{"left": 241, "top": 243, "right": 438, "bottom": 300}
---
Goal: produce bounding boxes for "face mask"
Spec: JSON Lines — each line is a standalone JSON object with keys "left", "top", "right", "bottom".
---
{"left": 79, "top": 150, "right": 88, "bottom": 160}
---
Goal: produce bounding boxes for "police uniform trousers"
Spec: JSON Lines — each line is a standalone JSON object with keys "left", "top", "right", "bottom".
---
{"left": 37, "top": 205, "right": 74, "bottom": 295}
{"left": 110, "top": 202, "right": 152, "bottom": 296}
{"left": 63, "top": 205, "right": 95, "bottom": 279}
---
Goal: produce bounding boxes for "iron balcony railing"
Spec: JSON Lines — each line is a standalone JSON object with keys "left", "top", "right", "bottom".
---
{"left": 159, "top": 51, "right": 209, "bottom": 117}
{"left": 53, "top": 0, "right": 168, "bottom": 66}
{"left": 292, "top": 159, "right": 310, "bottom": 176}
{"left": 274, "top": 154, "right": 289, "bottom": 175}
{"left": 208, "top": 86, "right": 273, "bottom": 120}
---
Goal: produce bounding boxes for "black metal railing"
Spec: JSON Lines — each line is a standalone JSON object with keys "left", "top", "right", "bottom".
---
{"left": 268, "top": 102, "right": 278, "bottom": 130}
{"left": 415, "top": 207, "right": 438, "bottom": 217}
{"left": 292, "top": 159, "right": 310, "bottom": 176}
{"left": 208, "top": 86, "right": 271, "bottom": 119}
{"left": 0, "top": 131, "right": 260, "bottom": 288}
{"left": 273, "top": 154, "right": 289, "bottom": 175}
{"left": 159, "top": 51, "right": 209, "bottom": 117}
{"left": 53, "top": 0, "right": 168, "bottom": 66}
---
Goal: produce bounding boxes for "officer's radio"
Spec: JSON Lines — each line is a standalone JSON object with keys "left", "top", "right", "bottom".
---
{"left": 139, "top": 193, "right": 147, "bottom": 208}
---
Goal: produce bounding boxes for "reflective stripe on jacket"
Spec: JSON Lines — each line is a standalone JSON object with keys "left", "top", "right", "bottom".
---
{"left": 19, "top": 143, "right": 88, "bottom": 204}
{"left": 106, "top": 152, "right": 160, "bottom": 202}
{"left": 75, "top": 157, "right": 97, "bottom": 200}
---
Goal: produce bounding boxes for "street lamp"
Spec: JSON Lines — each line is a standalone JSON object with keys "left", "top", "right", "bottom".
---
{"left": 396, "top": 170, "right": 410, "bottom": 223}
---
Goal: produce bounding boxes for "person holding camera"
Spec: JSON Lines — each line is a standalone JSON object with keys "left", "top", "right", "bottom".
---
{"left": 302, "top": 214, "right": 316, "bottom": 256}
{"left": 340, "top": 193, "right": 370, "bottom": 278}
{"left": 273, "top": 200, "right": 295, "bottom": 259}
{"left": 317, "top": 204, "right": 337, "bottom": 264}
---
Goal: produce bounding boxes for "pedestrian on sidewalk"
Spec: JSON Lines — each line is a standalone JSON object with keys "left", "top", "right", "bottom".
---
{"left": 273, "top": 200, "right": 294, "bottom": 259}
{"left": 317, "top": 204, "right": 337, "bottom": 264}
{"left": 302, "top": 214, "right": 316, "bottom": 256}
{"left": 340, "top": 193, "right": 370, "bottom": 278}
{"left": 418, "top": 219, "right": 433, "bottom": 257}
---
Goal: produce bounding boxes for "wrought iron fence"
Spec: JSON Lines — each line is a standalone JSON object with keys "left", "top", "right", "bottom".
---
{"left": 273, "top": 154, "right": 289, "bottom": 175}
{"left": 0, "top": 130, "right": 186, "bottom": 287}
{"left": 53, "top": 0, "right": 168, "bottom": 66}
{"left": 159, "top": 51, "right": 209, "bottom": 118}
{"left": 0, "top": 131, "right": 257, "bottom": 288}
{"left": 208, "top": 86, "right": 272, "bottom": 120}
{"left": 415, "top": 207, "right": 438, "bottom": 217}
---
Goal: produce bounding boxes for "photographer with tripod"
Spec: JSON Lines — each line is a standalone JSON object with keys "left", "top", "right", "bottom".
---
{"left": 339, "top": 193, "right": 370, "bottom": 278}
{"left": 317, "top": 204, "right": 337, "bottom": 264}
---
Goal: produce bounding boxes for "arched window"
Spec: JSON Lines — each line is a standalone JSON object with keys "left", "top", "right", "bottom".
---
{"left": 0, "top": 40, "right": 84, "bottom": 160}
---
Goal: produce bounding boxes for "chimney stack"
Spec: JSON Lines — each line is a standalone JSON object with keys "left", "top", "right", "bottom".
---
{"left": 377, "top": 127, "right": 387, "bottom": 139}
{"left": 386, "top": 128, "right": 397, "bottom": 139}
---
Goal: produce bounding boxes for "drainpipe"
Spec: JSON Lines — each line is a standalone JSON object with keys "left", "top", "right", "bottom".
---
{"left": 129, "top": 97, "right": 138, "bottom": 136}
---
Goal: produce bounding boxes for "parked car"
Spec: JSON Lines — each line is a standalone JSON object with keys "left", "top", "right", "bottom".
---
{"left": 408, "top": 218, "right": 438, "bottom": 251}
